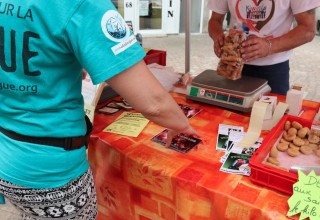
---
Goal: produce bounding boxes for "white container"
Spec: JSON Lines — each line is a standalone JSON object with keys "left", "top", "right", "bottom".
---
{"left": 286, "top": 89, "right": 303, "bottom": 116}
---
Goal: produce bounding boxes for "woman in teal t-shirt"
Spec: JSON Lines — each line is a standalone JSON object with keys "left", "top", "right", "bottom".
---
{"left": 0, "top": 0, "right": 198, "bottom": 219}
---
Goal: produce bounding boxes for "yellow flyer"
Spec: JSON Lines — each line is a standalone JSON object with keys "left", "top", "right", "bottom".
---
{"left": 287, "top": 170, "right": 320, "bottom": 220}
{"left": 103, "top": 112, "right": 149, "bottom": 137}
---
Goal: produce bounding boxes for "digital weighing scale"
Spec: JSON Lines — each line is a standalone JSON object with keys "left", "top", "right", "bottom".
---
{"left": 186, "top": 70, "right": 271, "bottom": 112}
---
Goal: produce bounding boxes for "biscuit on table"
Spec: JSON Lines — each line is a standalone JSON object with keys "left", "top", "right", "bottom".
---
{"left": 277, "top": 142, "right": 289, "bottom": 152}
{"left": 297, "top": 127, "right": 309, "bottom": 138}
{"left": 283, "top": 131, "right": 296, "bottom": 142}
{"left": 287, "top": 127, "right": 297, "bottom": 136}
{"left": 300, "top": 145, "right": 313, "bottom": 155}
{"left": 269, "top": 146, "right": 278, "bottom": 158}
{"left": 287, "top": 148, "right": 300, "bottom": 157}
{"left": 292, "top": 121, "right": 303, "bottom": 130}
{"left": 284, "top": 120, "right": 291, "bottom": 131}
{"left": 292, "top": 137, "right": 305, "bottom": 146}
{"left": 308, "top": 134, "right": 319, "bottom": 144}
{"left": 267, "top": 157, "right": 280, "bottom": 166}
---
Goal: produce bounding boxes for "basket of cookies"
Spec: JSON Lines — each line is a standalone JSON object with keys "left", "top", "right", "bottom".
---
{"left": 249, "top": 114, "right": 320, "bottom": 195}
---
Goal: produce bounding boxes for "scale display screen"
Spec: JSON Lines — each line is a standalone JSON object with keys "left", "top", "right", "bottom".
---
{"left": 229, "top": 95, "right": 244, "bottom": 105}
{"left": 191, "top": 87, "right": 245, "bottom": 106}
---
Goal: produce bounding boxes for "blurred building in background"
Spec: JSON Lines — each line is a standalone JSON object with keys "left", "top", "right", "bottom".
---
{"left": 111, "top": 1, "right": 319, "bottom": 36}
{"left": 111, "top": 0, "right": 210, "bottom": 36}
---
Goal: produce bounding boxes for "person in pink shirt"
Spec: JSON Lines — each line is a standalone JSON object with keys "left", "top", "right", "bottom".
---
{"left": 208, "top": 0, "right": 320, "bottom": 95}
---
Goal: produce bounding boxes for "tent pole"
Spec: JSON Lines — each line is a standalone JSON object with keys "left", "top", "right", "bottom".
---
{"left": 185, "top": 0, "right": 191, "bottom": 74}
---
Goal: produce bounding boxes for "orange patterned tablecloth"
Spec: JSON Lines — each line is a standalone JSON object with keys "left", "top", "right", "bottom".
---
{"left": 88, "top": 93, "right": 319, "bottom": 220}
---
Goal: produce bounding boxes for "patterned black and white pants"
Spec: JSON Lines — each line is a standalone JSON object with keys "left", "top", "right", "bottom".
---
{"left": 0, "top": 168, "right": 97, "bottom": 219}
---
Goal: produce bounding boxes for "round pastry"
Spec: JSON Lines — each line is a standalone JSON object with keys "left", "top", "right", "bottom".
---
{"left": 287, "top": 127, "right": 298, "bottom": 136}
{"left": 284, "top": 120, "right": 291, "bottom": 131}
{"left": 292, "top": 121, "right": 303, "bottom": 130}
{"left": 289, "top": 143, "right": 300, "bottom": 151}
{"left": 280, "top": 138, "right": 290, "bottom": 144}
{"left": 308, "top": 143, "right": 318, "bottom": 151}
{"left": 287, "top": 148, "right": 300, "bottom": 157}
{"left": 297, "top": 127, "right": 309, "bottom": 138}
{"left": 267, "top": 157, "right": 280, "bottom": 166}
{"left": 308, "top": 134, "right": 320, "bottom": 144}
{"left": 293, "top": 137, "right": 305, "bottom": 146}
{"left": 300, "top": 145, "right": 313, "bottom": 155}
{"left": 283, "top": 131, "right": 296, "bottom": 142}
{"left": 277, "top": 142, "right": 289, "bottom": 152}
{"left": 269, "top": 146, "right": 278, "bottom": 158}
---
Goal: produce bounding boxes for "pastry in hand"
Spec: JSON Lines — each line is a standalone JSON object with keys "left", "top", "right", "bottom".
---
{"left": 217, "top": 29, "right": 245, "bottom": 80}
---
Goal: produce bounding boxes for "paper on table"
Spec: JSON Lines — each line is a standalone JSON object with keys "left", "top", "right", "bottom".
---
{"left": 84, "top": 103, "right": 96, "bottom": 123}
{"left": 287, "top": 170, "right": 320, "bottom": 220}
{"left": 262, "top": 102, "right": 289, "bottom": 131}
{"left": 103, "top": 112, "right": 150, "bottom": 137}
{"left": 238, "top": 101, "right": 268, "bottom": 148}
{"left": 216, "top": 124, "right": 244, "bottom": 151}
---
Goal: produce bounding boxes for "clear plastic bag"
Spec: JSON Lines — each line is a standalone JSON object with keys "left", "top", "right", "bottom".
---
{"left": 217, "top": 29, "right": 246, "bottom": 80}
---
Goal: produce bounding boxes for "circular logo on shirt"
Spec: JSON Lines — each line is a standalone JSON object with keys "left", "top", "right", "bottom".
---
{"left": 101, "top": 10, "right": 130, "bottom": 42}
{"left": 235, "top": 0, "right": 275, "bottom": 33}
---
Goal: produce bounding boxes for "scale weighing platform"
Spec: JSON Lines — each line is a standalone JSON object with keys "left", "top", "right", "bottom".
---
{"left": 186, "top": 70, "right": 271, "bottom": 112}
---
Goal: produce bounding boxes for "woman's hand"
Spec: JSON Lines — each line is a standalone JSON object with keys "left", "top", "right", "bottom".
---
{"left": 165, "top": 126, "right": 199, "bottom": 148}
{"left": 240, "top": 36, "right": 272, "bottom": 62}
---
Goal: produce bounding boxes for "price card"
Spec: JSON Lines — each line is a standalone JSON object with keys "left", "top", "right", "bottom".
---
{"left": 287, "top": 170, "right": 320, "bottom": 220}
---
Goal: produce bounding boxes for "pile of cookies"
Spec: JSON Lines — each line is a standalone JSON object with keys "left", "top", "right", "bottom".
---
{"left": 266, "top": 120, "right": 320, "bottom": 168}
{"left": 216, "top": 29, "right": 245, "bottom": 80}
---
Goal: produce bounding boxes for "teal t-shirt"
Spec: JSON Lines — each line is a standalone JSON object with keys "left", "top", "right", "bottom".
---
{"left": 0, "top": 0, "right": 145, "bottom": 188}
